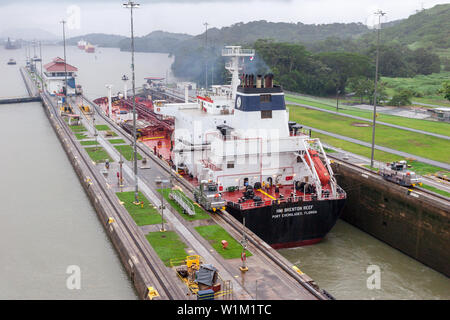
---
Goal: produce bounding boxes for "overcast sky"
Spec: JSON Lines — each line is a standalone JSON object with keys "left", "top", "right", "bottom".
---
{"left": 0, "top": 0, "right": 448, "bottom": 37}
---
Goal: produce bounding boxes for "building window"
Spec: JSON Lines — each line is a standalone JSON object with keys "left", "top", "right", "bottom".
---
{"left": 261, "top": 110, "right": 272, "bottom": 119}
{"left": 227, "top": 161, "right": 235, "bottom": 169}
{"left": 260, "top": 94, "right": 271, "bottom": 103}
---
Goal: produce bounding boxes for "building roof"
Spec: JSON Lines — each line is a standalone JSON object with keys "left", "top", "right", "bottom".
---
{"left": 44, "top": 57, "right": 78, "bottom": 72}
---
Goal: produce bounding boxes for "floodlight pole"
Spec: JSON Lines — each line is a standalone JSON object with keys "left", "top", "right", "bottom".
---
{"left": 370, "top": 10, "right": 386, "bottom": 168}
{"left": 61, "top": 20, "right": 68, "bottom": 101}
{"left": 39, "top": 41, "right": 44, "bottom": 91}
{"left": 204, "top": 22, "right": 209, "bottom": 91}
{"left": 123, "top": 1, "right": 140, "bottom": 203}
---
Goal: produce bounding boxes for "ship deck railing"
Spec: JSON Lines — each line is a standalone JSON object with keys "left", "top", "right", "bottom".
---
{"left": 226, "top": 191, "right": 346, "bottom": 211}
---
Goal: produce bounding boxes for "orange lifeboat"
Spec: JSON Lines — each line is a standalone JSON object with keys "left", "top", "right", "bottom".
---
{"left": 305, "top": 149, "right": 330, "bottom": 186}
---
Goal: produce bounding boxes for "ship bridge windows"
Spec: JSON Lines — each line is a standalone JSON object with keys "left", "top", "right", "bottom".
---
{"left": 261, "top": 110, "right": 272, "bottom": 119}
{"left": 260, "top": 94, "right": 272, "bottom": 103}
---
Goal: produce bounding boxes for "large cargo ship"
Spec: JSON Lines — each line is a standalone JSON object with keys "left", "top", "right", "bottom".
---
{"left": 96, "top": 46, "right": 347, "bottom": 248}
{"left": 85, "top": 43, "right": 95, "bottom": 53}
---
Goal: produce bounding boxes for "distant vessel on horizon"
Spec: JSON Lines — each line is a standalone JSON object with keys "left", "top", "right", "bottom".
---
{"left": 77, "top": 40, "right": 87, "bottom": 50}
{"left": 4, "top": 37, "right": 21, "bottom": 50}
{"left": 85, "top": 43, "right": 95, "bottom": 53}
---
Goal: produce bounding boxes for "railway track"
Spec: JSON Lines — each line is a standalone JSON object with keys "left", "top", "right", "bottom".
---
{"left": 41, "top": 92, "right": 185, "bottom": 300}
{"left": 85, "top": 97, "right": 329, "bottom": 300}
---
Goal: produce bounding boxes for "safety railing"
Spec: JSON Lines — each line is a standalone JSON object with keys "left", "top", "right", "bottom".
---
{"left": 227, "top": 190, "right": 346, "bottom": 210}
{"left": 170, "top": 190, "right": 196, "bottom": 216}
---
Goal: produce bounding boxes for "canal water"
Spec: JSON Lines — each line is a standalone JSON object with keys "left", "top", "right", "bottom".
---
{"left": 1, "top": 45, "right": 449, "bottom": 300}
{"left": 0, "top": 45, "right": 173, "bottom": 299}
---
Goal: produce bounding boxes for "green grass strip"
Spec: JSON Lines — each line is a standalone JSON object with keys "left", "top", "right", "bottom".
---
{"left": 286, "top": 95, "right": 450, "bottom": 137}
{"left": 75, "top": 133, "right": 87, "bottom": 140}
{"left": 80, "top": 140, "right": 100, "bottom": 146}
{"left": 116, "top": 191, "right": 163, "bottom": 226}
{"left": 195, "top": 225, "right": 252, "bottom": 260}
{"left": 288, "top": 105, "right": 450, "bottom": 164}
{"left": 69, "top": 124, "right": 87, "bottom": 133}
{"left": 312, "top": 132, "right": 448, "bottom": 176}
{"left": 84, "top": 147, "right": 113, "bottom": 163}
{"left": 420, "top": 184, "right": 450, "bottom": 198}
{"left": 146, "top": 231, "right": 188, "bottom": 266}
{"left": 157, "top": 188, "right": 210, "bottom": 221}
{"left": 108, "top": 139, "right": 126, "bottom": 144}
{"left": 114, "top": 145, "right": 142, "bottom": 161}
{"left": 95, "top": 124, "right": 111, "bottom": 131}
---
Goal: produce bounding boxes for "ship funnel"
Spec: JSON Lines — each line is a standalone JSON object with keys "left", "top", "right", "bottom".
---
{"left": 264, "top": 74, "right": 274, "bottom": 88}
{"left": 256, "top": 75, "right": 263, "bottom": 88}
{"left": 249, "top": 74, "right": 254, "bottom": 88}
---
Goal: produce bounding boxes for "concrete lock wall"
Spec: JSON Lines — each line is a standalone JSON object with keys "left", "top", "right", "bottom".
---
{"left": 332, "top": 162, "right": 450, "bottom": 277}
{"left": 40, "top": 98, "right": 152, "bottom": 299}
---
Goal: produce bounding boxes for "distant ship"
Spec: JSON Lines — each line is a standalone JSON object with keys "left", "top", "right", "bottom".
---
{"left": 4, "top": 37, "right": 21, "bottom": 50}
{"left": 77, "top": 40, "right": 87, "bottom": 50}
{"left": 85, "top": 43, "right": 95, "bottom": 53}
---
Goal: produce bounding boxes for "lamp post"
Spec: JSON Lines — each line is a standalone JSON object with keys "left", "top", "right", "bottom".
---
{"left": 370, "top": 9, "right": 386, "bottom": 168}
{"left": 119, "top": 154, "right": 124, "bottom": 188}
{"left": 336, "top": 89, "right": 341, "bottom": 113}
{"left": 123, "top": 1, "right": 140, "bottom": 204}
{"left": 122, "top": 75, "right": 129, "bottom": 99}
{"left": 60, "top": 20, "right": 68, "bottom": 101}
{"left": 239, "top": 212, "right": 249, "bottom": 272}
{"left": 158, "top": 179, "right": 169, "bottom": 232}
{"left": 204, "top": 22, "right": 209, "bottom": 91}
{"left": 105, "top": 84, "right": 113, "bottom": 117}
{"left": 39, "top": 41, "right": 44, "bottom": 92}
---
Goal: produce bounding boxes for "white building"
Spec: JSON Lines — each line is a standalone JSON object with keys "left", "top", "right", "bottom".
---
{"left": 43, "top": 57, "right": 78, "bottom": 96}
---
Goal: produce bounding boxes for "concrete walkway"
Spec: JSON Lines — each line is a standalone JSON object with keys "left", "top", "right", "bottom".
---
{"left": 302, "top": 125, "right": 450, "bottom": 171}
{"left": 287, "top": 100, "right": 450, "bottom": 141}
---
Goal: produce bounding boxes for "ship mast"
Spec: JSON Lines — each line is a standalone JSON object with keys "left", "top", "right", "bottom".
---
{"left": 222, "top": 46, "right": 255, "bottom": 101}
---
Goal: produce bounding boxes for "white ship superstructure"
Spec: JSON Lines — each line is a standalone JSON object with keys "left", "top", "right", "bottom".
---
{"left": 155, "top": 46, "right": 341, "bottom": 201}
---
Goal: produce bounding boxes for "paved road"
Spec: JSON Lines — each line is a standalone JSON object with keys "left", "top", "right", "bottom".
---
{"left": 303, "top": 125, "right": 450, "bottom": 171}
{"left": 412, "top": 101, "right": 449, "bottom": 108}
{"left": 287, "top": 100, "right": 450, "bottom": 141}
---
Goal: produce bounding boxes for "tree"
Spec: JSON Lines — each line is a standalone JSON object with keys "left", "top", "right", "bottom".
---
{"left": 347, "top": 77, "right": 373, "bottom": 103}
{"left": 410, "top": 48, "right": 441, "bottom": 75}
{"left": 389, "top": 89, "right": 413, "bottom": 106}
{"left": 439, "top": 81, "right": 450, "bottom": 102}
{"left": 316, "top": 51, "right": 374, "bottom": 94}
